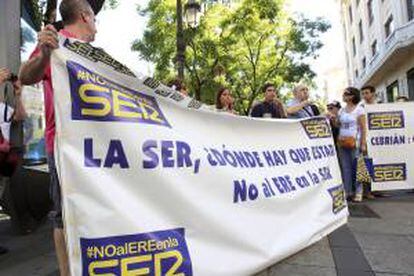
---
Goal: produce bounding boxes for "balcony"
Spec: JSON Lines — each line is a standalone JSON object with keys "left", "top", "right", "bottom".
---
{"left": 357, "top": 20, "right": 414, "bottom": 87}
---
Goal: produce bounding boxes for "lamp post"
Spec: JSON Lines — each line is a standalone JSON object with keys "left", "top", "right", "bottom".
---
{"left": 176, "top": 0, "right": 201, "bottom": 81}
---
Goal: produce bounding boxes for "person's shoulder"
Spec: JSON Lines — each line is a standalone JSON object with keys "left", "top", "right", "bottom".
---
{"left": 250, "top": 102, "right": 263, "bottom": 116}
{"left": 273, "top": 100, "right": 284, "bottom": 108}
{"left": 355, "top": 105, "right": 365, "bottom": 112}
{"left": 286, "top": 99, "right": 297, "bottom": 107}
{"left": 354, "top": 105, "right": 365, "bottom": 116}
{"left": 252, "top": 101, "right": 263, "bottom": 110}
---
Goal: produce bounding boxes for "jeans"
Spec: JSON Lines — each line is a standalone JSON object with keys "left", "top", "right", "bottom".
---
{"left": 48, "top": 153, "right": 63, "bottom": 229}
{"left": 338, "top": 147, "right": 363, "bottom": 197}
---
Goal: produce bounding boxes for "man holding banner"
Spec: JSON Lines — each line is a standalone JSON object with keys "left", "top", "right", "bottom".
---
{"left": 19, "top": 0, "right": 98, "bottom": 275}
{"left": 17, "top": 1, "right": 350, "bottom": 275}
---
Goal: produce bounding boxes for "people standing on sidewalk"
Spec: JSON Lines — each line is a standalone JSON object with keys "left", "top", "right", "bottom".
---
{"left": 216, "top": 87, "right": 237, "bottom": 115}
{"left": 286, "top": 84, "right": 320, "bottom": 119}
{"left": 336, "top": 87, "right": 367, "bottom": 202}
{"left": 251, "top": 83, "right": 286, "bottom": 119}
{"left": 360, "top": 85, "right": 377, "bottom": 199}
{"left": 19, "top": 0, "right": 98, "bottom": 275}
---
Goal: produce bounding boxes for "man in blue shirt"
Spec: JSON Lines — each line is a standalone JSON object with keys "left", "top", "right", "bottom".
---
{"left": 286, "top": 84, "right": 320, "bottom": 119}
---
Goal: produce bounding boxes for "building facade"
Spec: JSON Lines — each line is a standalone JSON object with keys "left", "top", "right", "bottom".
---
{"left": 340, "top": 0, "right": 414, "bottom": 102}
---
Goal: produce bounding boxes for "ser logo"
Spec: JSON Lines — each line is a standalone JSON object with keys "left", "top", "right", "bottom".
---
{"left": 81, "top": 228, "right": 193, "bottom": 276}
{"left": 67, "top": 61, "right": 170, "bottom": 128}
{"left": 327, "top": 185, "right": 346, "bottom": 214}
{"left": 368, "top": 111, "right": 405, "bottom": 130}
{"left": 373, "top": 163, "right": 407, "bottom": 182}
{"left": 300, "top": 118, "right": 332, "bottom": 139}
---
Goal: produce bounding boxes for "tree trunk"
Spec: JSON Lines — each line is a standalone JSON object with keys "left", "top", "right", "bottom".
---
{"left": 176, "top": 0, "right": 185, "bottom": 81}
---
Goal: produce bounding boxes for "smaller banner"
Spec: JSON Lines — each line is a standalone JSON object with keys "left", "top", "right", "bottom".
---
{"left": 366, "top": 102, "right": 414, "bottom": 191}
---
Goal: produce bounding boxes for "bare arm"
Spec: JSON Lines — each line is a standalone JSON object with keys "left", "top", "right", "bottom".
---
{"left": 12, "top": 81, "right": 27, "bottom": 121}
{"left": 19, "top": 25, "right": 58, "bottom": 85}
{"left": 19, "top": 52, "right": 50, "bottom": 85}
{"left": 286, "top": 100, "right": 309, "bottom": 115}
{"left": 358, "top": 114, "right": 367, "bottom": 153}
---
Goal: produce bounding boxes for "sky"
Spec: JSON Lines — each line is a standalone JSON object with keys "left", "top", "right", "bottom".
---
{"left": 287, "top": 0, "right": 347, "bottom": 99}
{"left": 94, "top": 1, "right": 151, "bottom": 74}
{"left": 93, "top": 0, "right": 347, "bottom": 97}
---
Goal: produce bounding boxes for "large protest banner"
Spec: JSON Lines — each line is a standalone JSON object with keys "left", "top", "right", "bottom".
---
{"left": 366, "top": 103, "right": 414, "bottom": 191}
{"left": 51, "top": 38, "right": 347, "bottom": 276}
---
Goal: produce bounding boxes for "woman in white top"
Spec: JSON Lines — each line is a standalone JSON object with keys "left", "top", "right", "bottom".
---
{"left": 336, "top": 87, "right": 367, "bottom": 202}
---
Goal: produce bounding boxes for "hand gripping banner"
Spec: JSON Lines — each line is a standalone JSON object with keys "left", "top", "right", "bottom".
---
{"left": 51, "top": 38, "right": 347, "bottom": 276}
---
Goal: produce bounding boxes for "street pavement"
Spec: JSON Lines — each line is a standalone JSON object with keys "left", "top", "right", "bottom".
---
{"left": 0, "top": 192, "right": 413, "bottom": 276}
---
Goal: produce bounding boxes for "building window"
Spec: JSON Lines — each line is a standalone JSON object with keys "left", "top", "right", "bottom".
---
{"left": 349, "top": 5, "right": 353, "bottom": 23}
{"left": 368, "top": 0, "right": 374, "bottom": 24}
{"left": 384, "top": 15, "right": 394, "bottom": 38}
{"left": 355, "top": 69, "right": 359, "bottom": 78}
{"left": 408, "top": 0, "right": 414, "bottom": 21}
{"left": 352, "top": 37, "right": 356, "bottom": 56}
{"left": 371, "top": 40, "right": 377, "bottom": 57}
{"left": 407, "top": 67, "right": 414, "bottom": 100}
{"left": 358, "top": 20, "right": 364, "bottom": 42}
{"left": 386, "top": 81, "right": 399, "bottom": 102}
{"left": 362, "top": 57, "right": 366, "bottom": 69}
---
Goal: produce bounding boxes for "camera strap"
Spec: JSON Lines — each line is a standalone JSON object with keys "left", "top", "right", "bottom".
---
{"left": 3, "top": 83, "right": 13, "bottom": 123}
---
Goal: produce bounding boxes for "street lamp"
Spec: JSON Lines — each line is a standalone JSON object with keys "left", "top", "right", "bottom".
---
{"left": 184, "top": 0, "right": 201, "bottom": 28}
{"left": 176, "top": 0, "right": 201, "bottom": 81}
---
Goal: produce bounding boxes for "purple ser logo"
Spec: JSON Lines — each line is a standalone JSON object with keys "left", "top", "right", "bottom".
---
{"left": 67, "top": 60, "right": 171, "bottom": 128}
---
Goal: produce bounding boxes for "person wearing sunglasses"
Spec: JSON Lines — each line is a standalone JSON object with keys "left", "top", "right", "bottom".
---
{"left": 336, "top": 87, "right": 367, "bottom": 202}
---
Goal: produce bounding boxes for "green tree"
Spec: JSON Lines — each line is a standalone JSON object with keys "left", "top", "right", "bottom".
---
{"left": 133, "top": 0, "right": 330, "bottom": 114}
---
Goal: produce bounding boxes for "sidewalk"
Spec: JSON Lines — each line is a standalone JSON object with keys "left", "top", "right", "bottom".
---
{"left": 258, "top": 192, "right": 414, "bottom": 276}
{"left": 0, "top": 193, "right": 413, "bottom": 276}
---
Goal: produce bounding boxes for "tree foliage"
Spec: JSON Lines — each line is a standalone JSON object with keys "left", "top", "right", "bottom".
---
{"left": 133, "top": 0, "right": 330, "bottom": 114}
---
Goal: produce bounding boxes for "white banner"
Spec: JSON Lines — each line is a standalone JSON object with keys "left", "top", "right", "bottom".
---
{"left": 51, "top": 38, "right": 347, "bottom": 276}
{"left": 366, "top": 103, "right": 414, "bottom": 191}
